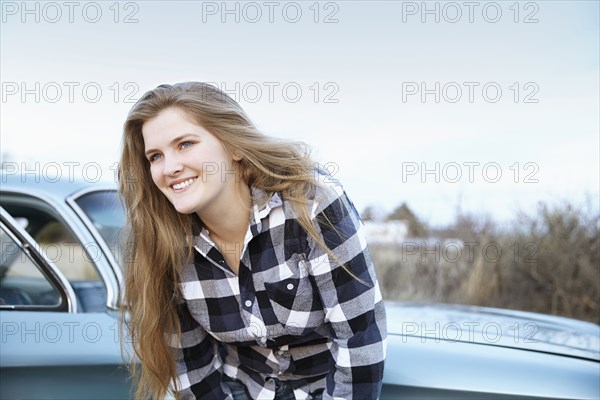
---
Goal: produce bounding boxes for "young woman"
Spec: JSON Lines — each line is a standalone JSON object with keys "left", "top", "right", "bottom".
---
{"left": 119, "top": 82, "right": 387, "bottom": 400}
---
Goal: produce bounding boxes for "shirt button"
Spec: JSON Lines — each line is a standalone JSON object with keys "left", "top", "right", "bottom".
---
{"left": 277, "top": 350, "right": 285, "bottom": 356}
{"left": 286, "top": 283, "right": 294, "bottom": 290}
{"left": 244, "top": 300, "right": 252, "bottom": 307}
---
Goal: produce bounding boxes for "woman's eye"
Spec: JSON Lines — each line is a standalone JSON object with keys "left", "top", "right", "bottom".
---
{"left": 148, "top": 154, "right": 161, "bottom": 162}
{"left": 180, "top": 141, "right": 193, "bottom": 149}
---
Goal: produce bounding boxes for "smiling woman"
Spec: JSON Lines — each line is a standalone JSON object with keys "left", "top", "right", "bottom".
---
{"left": 141, "top": 107, "right": 250, "bottom": 274}
{"left": 142, "top": 107, "right": 247, "bottom": 219}
{"left": 118, "top": 82, "right": 387, "bottom": 400}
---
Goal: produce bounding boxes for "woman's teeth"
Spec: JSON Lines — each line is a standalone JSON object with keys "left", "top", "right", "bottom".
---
{"left": 172, "top": 178, "right": 196, "bottom": 190}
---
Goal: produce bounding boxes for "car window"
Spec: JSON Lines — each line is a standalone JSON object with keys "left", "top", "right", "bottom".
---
{"left": 34, "top": 220, "right": 100, "bottom": 280}
{"left": 73, "top": 190, "right": 126, "bottom": 267}
{"left": 0, "top": 224, "right": 61, "bottom": 308}
{"left": 0, "top": 197, "right": 107, "bottom": 312}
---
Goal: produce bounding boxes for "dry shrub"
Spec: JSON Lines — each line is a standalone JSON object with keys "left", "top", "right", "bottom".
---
{"left": 371, "top": 200, "right": 600, "bottom": 324}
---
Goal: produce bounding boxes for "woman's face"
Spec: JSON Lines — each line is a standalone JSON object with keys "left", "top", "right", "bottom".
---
{"left": 142, "top": 107, "right": 242, "bottom": 217}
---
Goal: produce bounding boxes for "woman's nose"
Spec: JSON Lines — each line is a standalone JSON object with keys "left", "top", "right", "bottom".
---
{"left": 163, "top": 155, "right": 183, "bottom": 176}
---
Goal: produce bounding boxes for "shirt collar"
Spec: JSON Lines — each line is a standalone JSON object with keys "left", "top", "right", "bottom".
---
{"left": 250, "top": 187, "right": 283, "bottom": 234}
{"left": 194, "top": 187, "right": 283, "bottom": 240}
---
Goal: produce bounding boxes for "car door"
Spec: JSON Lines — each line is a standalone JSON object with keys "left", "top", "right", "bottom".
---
{"left": 0, "top": 207, "right": 132, "bottom": 400}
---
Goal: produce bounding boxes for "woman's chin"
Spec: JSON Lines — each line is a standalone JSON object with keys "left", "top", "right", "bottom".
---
{"left": 173, "top": 203, "right": 196, "bottom": 215}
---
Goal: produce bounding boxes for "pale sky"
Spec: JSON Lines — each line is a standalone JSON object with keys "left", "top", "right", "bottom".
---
{"left": 1, "top": 0, "right": 598, "bottom": 226}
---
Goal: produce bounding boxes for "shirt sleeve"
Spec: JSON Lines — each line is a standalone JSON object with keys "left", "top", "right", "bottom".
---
{"left": 170, "top": 300, "right": 231, "bottom": 400}
{"left": 305, "top": 179, "right": 388, "bottom": 400}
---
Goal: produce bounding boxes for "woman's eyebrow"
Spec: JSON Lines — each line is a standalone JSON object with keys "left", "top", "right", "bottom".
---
{"left": 144, "top": 133, "right": 200, "bottom": 156}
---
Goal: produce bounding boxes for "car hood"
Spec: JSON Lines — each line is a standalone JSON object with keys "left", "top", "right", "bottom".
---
{"left": 385, "top": 302, "right": 600, "bottom": 362}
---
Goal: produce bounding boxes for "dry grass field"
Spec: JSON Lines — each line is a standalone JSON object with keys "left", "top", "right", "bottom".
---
{"left": 370, "top": 201, "right": 600, "bottom": 324}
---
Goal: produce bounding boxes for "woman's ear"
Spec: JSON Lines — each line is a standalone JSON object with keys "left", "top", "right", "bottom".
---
{"left": 231, "top": 150, "right": 243, "bottom": 161}
{"left": 225, "top": 144, "right": 243, "bottom": 161}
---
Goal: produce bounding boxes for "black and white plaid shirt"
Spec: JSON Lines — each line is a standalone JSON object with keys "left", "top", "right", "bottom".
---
{"left": 171, "top": 174, "right": 387, "bottom": 399}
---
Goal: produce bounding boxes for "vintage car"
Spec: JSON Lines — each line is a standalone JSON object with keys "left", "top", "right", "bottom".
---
{"left": 1, "top": 173, "right": 599, "bottom": 399}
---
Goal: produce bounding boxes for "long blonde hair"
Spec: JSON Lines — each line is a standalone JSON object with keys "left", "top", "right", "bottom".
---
{"left": 119, "top": 82, "right": 355, "bottom": 400}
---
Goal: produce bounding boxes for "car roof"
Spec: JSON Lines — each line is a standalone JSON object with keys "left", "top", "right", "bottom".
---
{"left": 0, "top": 172, "right": 117, "bottom": 201}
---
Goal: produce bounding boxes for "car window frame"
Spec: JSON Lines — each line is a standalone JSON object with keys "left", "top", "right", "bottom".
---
{"left": 0, "top": 207, "right": 78, "bottom": 313}
{"left": 66, "top": 186, "right": 125, "bottom": 309}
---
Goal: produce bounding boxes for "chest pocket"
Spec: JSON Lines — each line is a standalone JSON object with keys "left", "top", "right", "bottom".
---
{"left": 264, "top": 257, "right": 324, "bottom": 336}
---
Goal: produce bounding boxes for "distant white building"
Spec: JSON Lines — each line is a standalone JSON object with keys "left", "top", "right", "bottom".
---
{"left": 363, "top": 220, "right": 409, "bottom": 244}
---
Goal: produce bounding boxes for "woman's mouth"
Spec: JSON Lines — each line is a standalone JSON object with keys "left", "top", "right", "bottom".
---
{"left": 170, "top": 177, "right": 197, "bottom": 191}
